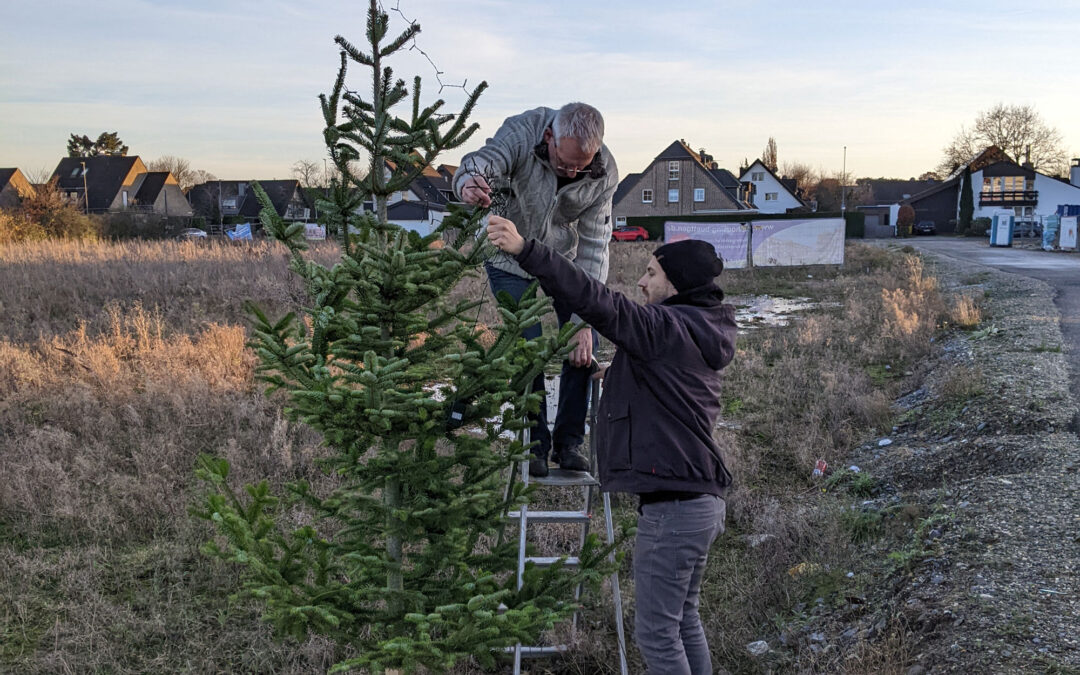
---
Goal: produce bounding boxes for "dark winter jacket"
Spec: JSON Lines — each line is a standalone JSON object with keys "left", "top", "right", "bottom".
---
{"left": 515, "top": 240, "right": 737, "bottom": 496}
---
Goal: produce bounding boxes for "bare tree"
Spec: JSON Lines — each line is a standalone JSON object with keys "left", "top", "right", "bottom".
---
{"left": 23, "top": 167, "right": 55, "bottom": 185}
{"left": 761, "top": 137, "right": 778, "bottom": 172}
{"left": 939, "top": 104, "right": 1068, "bottom": 176}
{"left": 779, "top": 160, "right": 817, "bottom": 196}
{"left": 188, "top": 169, "right": 218, "bottom": 189}
{"left": 146, "top": 155, "right": 216, "bottom": 192}
{"left": 291, "top": 159, "right": 323, "bottom": 187}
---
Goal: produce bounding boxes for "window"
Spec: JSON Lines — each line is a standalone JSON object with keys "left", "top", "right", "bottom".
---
{"left": 751, "top": 171, "right": 765, "bottom": 181}
{"left": 641, "top": 189, "right": 653, "bottom": 203}
{"left": 122, "top": 190, "right": 129, "bottom": 207}
{"left": 668, "top": 189, "right": 679, "bottom": 203}
{"left": 764, "top": 192, "right": 778, "bottom": 201}
{"left": 693, "top": 188, "right": 705, "bottom": 202}
{"left": 615, "top": 216, "right": 627, "bottom": 226}
{"left": 668, "top": 161, "right": 680, "bottom": 180}
{"left": 70, "top": 167, "right": 81, "bottom": 178}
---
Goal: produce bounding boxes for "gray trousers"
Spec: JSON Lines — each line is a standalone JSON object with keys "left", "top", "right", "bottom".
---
{"left": 633, "top": 494, "right": 726, "bottom": 675}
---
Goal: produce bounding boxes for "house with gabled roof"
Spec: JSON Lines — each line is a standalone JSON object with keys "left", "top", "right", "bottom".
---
{"left": 0, "top": 168, "right": 36, "bottom": 209}
{"left": 612, "top": 140, "right": 750, "bottom": 227}
{"left": 738, "top": 159, "right": 806, "bottom": 214}
{"left": 188, "top": 179, "right": 310, "bottom": 226}
{"left": 51, "top": 155, "right": 146, "bottom": 213}
{"left": 126, "top": 171, "right": 192, "bottom": 216}
{"left": 377, "top": 160, "right": 460, "bottom": 234}
{"left": 47, "top": 156, "right": 192, "bottom": 216}
{"left": 882, "top": 147, "right": 1080, "bottom": 234}
{"left": 855, "top": 179, "right": 940, "bottom": 237}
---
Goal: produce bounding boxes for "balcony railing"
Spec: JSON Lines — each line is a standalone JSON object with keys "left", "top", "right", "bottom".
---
{"left": 979, "top": 190, "right": 1038, "bottom": 206}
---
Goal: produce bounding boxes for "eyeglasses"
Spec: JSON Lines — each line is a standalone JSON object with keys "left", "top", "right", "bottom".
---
{"left": 551, "top": 140, "right": 595, "bottom": 176}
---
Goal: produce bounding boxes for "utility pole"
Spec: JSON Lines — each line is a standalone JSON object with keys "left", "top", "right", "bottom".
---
{"left": 80, "top": 160, "right": 89, "bottom": 214}
{"left": 841, "top": 146, "right": 847, "bottom": 216}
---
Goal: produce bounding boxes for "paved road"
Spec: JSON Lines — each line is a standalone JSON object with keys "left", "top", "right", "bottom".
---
{"left": 898, "top": 238, "right": 1080, "bottom": 411}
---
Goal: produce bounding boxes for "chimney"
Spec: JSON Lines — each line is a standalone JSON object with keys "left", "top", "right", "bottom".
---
{"left": 1071, "top": 158, "right": 1080, "bottom": 188}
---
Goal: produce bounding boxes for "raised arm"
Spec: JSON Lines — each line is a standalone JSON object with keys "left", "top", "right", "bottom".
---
{"left": 487, "top": 216, "right": 668, "bottom": 359}
{"left": 453, "top": 111, "right": 538, "bottom": 206}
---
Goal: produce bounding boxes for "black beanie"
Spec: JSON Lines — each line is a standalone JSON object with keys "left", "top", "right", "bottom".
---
{"left": 653, "top": 240, "right": 725, "bottom": 293}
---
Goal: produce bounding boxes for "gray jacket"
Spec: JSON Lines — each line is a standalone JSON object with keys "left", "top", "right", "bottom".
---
{"left": 453, "top": 107, "right": 619, "bottom": 283}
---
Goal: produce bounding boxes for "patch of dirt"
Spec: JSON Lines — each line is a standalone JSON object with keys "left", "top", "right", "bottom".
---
{"left": 775, "top": 248, "right": 1080, "bottom": 673}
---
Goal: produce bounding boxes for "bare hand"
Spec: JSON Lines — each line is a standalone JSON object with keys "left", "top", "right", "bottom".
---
{"left": 460, "top": 175, "right": 492, "bottom": 207}
{"left": 486, "top": 215, "right": 525, "bottom": 255}
{"left": 568, "top": 328, "right": 593, "bottom": 368}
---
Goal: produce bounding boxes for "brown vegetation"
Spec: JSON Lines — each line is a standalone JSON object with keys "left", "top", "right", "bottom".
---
{"left": 0, "top": 238, "right": 957, "bottom": 672}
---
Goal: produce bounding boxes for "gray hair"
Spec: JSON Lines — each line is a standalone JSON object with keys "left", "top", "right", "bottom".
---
{"left": 552, "top": 102, "right": 605, "bottom": 155}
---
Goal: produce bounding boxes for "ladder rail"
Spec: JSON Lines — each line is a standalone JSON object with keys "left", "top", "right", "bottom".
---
{"left": 509, "top": 368, "right": 628, "bottom": 675}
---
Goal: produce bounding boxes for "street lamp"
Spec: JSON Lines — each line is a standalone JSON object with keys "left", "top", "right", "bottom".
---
{"left": 841, "top": 146, "right": 846, "bottom": 215}
{"left": 80, "top": 160, "right": 89, "bottom": 214}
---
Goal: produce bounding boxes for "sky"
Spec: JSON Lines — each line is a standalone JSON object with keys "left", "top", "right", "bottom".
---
{"left": 3, "top": 0, "right": 1080, "bottom": 183}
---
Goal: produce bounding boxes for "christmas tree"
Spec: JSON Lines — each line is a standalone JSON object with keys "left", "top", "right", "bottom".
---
{"left": 194, "top": 2, "right": 612, "bottom": 671}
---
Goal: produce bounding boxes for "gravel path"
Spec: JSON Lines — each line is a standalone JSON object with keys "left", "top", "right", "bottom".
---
{"left": 854, "top": 243, "right": 1080, "bottom": 673}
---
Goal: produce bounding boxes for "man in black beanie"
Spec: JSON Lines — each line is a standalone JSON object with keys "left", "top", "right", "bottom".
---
{"left": 487, "top": 216, "right": 737, "bottom": 675}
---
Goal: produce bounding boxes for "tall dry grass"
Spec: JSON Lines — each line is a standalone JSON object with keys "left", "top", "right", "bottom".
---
{"left": 0, "top": 241, "right": 349, "bottom": 671}
{"left": 0, "top": 238, "right": 340, "bottom": 343}
{"left": 0, "top": 238, "right": 953, "bottom": 673}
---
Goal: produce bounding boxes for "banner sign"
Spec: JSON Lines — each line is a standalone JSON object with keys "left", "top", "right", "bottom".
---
{"left": 663, "top": 221, "right": 750, "bottom": 269}
{"left": 662, "top": 218, "right": 845, "bottom": 267}
{"left": 751, "top": 218, "right": 845, "bottom": 266}
{"left": 304, "top": 223, "right": 327, "bottom": 240}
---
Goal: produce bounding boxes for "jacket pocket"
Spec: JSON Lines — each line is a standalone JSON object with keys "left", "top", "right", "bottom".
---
{"left": 599, "top": 405, "right": 631, "bottom": 471}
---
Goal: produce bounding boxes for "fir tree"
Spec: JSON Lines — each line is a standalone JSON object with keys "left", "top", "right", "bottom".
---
{"left": 958, "top": 165, "right": 974, "bottom": 235}
{"left": 194, "top": 2, "right": 615, "bottom": 671}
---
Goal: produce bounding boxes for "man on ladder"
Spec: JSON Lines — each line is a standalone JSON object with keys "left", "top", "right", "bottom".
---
{"left": 488, "top": 216, "right": 737, "bottom": 675}
{"left": 454, "top": 102, "right": 619, "bottom": 478}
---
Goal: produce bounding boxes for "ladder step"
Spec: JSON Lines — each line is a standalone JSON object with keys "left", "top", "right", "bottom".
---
{"left": 531, "top": 468, "right": 600, "bottom": 487}
{"left": 505, "top": 644, "right": 568, "bottom": 658}
{"left": 526, "top": 555, "right": 580, "bottom": 568}
{"left": 506, "top": 510, "right": 591, "bottom": 523}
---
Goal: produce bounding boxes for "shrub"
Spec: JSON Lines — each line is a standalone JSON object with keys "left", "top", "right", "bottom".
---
{"left": 896, "top": 204, "right": 915, "bottom": 238}
{"left": 3, "top": 178, "right": 101, "bottom": 242}
{"left": 971, "top": 217, "right": 991, "bottom": 237}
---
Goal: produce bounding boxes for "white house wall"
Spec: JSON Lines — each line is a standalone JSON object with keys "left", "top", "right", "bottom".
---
{"left": 971, "top": 168, "right": 1080, "bottom": 220}
{"left": 1032, "top": 174, "right": 1080, "bottom": 216}
{"left": 738, "top": 161, "right": 801, "bottom": 214}
{"left": 393, "top": 210, "right": 445, "bottom": 236}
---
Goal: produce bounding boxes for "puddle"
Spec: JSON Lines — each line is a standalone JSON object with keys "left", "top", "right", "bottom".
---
{"left": 733, "top": 295, "right": 834, "bottom": 330}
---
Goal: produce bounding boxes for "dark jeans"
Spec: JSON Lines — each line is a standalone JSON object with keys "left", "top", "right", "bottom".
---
{"left": 485, "top": 263, "right": 599, "bottom": 457}
{"left": 634, "top": 494, "right": 726, "bottom": 675}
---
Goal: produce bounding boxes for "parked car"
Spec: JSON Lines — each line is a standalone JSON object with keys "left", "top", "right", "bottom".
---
{"left": 611, "top": 225, "right": 649, "bottom": 241}
{"left": 176, "top": 228, "right": 208, "bottom": 240}
{"left": 913, "top": 220, "right": 936, "bottom": 235}
{"left": 1013, "top": 220, "right": 1042, "bottom": 238}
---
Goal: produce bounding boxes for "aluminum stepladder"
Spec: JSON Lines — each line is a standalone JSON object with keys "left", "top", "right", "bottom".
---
{"left": 505, "top": 369, "right": 628, "bottom": 675}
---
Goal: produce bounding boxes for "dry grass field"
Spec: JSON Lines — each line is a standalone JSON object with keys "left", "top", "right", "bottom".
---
{"left": 0, "top": 237, "right": 960, "bottom": 673}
